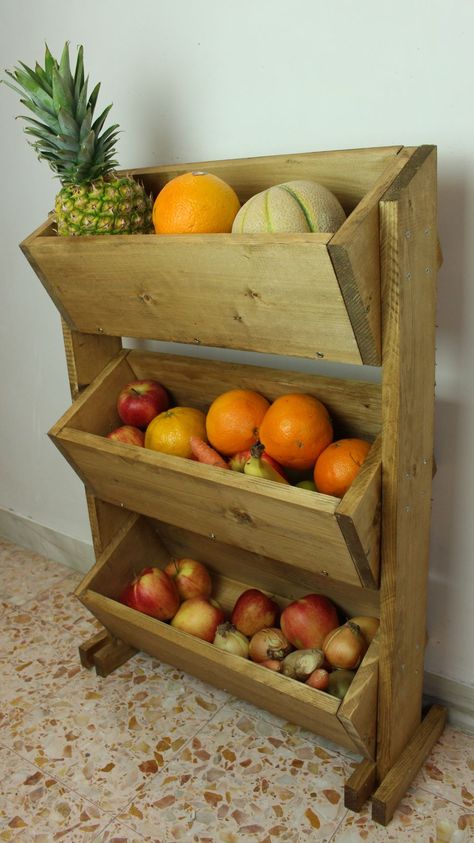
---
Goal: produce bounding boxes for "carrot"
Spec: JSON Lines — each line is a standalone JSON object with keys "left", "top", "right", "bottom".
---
{"left": 189, "top": 436, "right": 229, "bottom": 469}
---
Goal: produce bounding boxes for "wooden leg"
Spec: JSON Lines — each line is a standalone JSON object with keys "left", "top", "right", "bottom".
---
{"left": 371, "top": 704, "right": 447, "bottom": 826}
{"left": 79, "top": 629, "right": 137, "bottom": 677}
{"left": 344, "top": 759, "right": 377, "bottom": 812}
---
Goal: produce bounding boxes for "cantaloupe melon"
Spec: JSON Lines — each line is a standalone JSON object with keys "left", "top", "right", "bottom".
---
{"left": 231, "top": 179, "right": 346, "bottom": 234}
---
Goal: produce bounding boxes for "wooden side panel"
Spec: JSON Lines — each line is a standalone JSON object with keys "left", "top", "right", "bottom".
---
{"left": 328, "top": 147, "right": 416, "bottom": 365}
{"left": 338, "top": 636, "right": 379, "bottom": 759}
{"left": 337, "top": 436, "right": 382, "bottom": 588}
{"left": 80, "top": 589, "right": 359, "bottom": 753}
{"left": 61, "top": 320, "right": 122, "bottom": 399}
{"left": 377, "top": 146, "right": 438, "bottom": 777}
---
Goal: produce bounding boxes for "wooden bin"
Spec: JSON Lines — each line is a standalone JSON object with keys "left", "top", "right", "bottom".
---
{"left": 76, "top": 510, "right": 379, "bottom": 759}
{"left": 50, "top": 348, "right": 382, "bottom": 590}
{"left": 21, "top": 145, "right": 415, "bottom": 366}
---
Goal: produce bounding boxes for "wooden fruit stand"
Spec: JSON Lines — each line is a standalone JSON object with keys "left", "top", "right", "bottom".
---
{"left": 21, "top": 144, "right": 446, "bottom": 825}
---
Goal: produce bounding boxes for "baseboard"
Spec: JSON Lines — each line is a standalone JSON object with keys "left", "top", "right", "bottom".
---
{"left": 0, "top": 506, "right": 94, "bottom": 574}
{"left": 1, "top": 506, "right": 473, "bottom": 732}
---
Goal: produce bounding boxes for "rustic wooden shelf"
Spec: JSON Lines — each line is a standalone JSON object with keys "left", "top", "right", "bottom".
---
{"left": 23, "top": 144, "right": 444, "bottom": 826}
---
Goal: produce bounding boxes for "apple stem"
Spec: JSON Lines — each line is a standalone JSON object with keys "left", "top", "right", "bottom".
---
{"left": 131, "top": 388, "right": 141, "bottom": 396}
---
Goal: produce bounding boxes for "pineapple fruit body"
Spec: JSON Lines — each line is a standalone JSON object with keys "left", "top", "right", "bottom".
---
{"left": 55, "top": 176, "right": 153, "bottom": 236}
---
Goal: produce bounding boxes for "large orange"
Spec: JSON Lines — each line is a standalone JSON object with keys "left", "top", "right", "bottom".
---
{"left": 206, "top": 389, "right": 270, "bottom": 456}
{"left": 152, "top": 171, "right": 241, "bottom": 234}
{"left": 258, "top": 393, "right": 333, "bottom": 471}
{"left": 145, "top": 407, "right": 207, "bottom": 459}
{"left": 314, "top": 438, "right": 371, "bottom": 498}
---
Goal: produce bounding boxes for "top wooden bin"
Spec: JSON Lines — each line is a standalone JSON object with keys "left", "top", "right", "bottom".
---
{"left": 21, "top": 145, "right": 415, "bottom": 366}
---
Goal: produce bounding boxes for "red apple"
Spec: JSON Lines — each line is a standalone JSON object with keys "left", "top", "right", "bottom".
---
{"left": 117, "top": 379, "right": 169, "bottom": 429}
{"left": 119, "top": 567, "right": 179, "bottom": 620}
{"left": 229, "top": 448, "right": 288, "bottom": 480}
{"left": 106, "top": 425, "right": 145, "bottom": 446}
{"left": 231, "top": 588, "right": 279, "bottom": 637}
{"left": 163, "top": 558, "right": 212, "bottom": 600}
{"left": 280, "top": 594, "right": 339, "bottom": 649}
{"left": 170, "top": 596, "right": 225, "bottom": 642}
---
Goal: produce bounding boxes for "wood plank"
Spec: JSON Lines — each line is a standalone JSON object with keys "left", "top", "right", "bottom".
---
{"left": 338, "top": 636, "right": 379, "bottom": 759}
{"left": 127, "top": 350, "right": 382, "bottom": 441}
{"left": 92, "top": 637, "right": 137, "bottom": 677}
{"left": 155, "top": 521, "right": 381, "bottom": 618}
{"left": 344, "top": 760, "right": 377, "bottom": 813}
{"left": 129, "top": 146, "right": 403, "bottom": 210}
{"left": 53, "top": 429, "right": 371, "bottom": 588}
{"left": 336, "top": 436, "right": 382, "bottom": 588}
{"left": 328, "top": 147, "right": 417, "bottom": 365}
{"left": 61, "top": 320, "right": 122, "bottom": 399}
{"left": 25, "top": 232, "right": 362, "bottom": 363}
{"left": 371, "top": 704, "right": 447, "bottom": 826}
{"left": 377, "top": 146, "right": 438, "bottom": 778}
{"left": 81, "top": 589, "right": 359, "bottom": 753}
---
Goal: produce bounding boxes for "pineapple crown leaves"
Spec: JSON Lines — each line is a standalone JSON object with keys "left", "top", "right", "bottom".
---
{"left": 2, "top": 42, "right": 120, "bottom": 185}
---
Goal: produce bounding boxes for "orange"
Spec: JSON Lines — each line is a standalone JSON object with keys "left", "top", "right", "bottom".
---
{"left": 314, "top": 438, "right": 371, "bottom": 498}
{"left": 152, "top": 171, "right": 241, "bottom": 234}
{"left": 206, "top": 389, "right": 270, "bottom": 456}
{"left": 145, "top": 407, "right": 207, "bottom": 459}
{"left": 258, "top": 393, "right": 333, "bottom": 471}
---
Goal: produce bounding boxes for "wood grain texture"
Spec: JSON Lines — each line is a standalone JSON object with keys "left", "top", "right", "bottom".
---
{"left": 376, "top": 146, "right": 438, "bottom": 778}
{"left": 344, "top": 760, "right": 377, "bottom": 813}
{"left": 371, "top": 704, "right": 447, "bottom": 825}
{"left": 338, "top": 635, "right": 379, "bottom": 759}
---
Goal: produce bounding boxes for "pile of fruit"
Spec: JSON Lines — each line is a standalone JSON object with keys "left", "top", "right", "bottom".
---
{"left": 119, "top": 560, "right": 379, "bottom": 700}
{"left": 108, "top": 376, "right": 371, "bottom": 498}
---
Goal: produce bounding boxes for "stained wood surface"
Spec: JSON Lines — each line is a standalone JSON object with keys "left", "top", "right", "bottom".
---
{"left": 377, "top": 146, "right": 438, "bottom": 778}
{"left": 344, "top": 760, "right": 377, "bottom": 813}
{"left": 338, "top": 635, "right": 379, "bottom": 759}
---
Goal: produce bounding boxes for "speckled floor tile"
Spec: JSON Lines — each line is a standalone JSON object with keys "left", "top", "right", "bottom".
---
{"left": 2, "top": 651, "right": 229, "bottom": 815}
{"left": 331, "top": 787, "right": 474, "bottom": 841}
{"left": 94, "top": 820, "right": 147, "bottom": 842}
{"left": 413, "top": 725, "right": 474, "bottom": 810}
{"left": 17, "top": 571, "right": 103, "bottom": 639}
{"left": 0, "top": 538, "right": 72, "bottom": 612}
{"left": 117, "top": 703, "right": 355, "bottom": 841}
{"left": 0, "top": 743, "right": 111, "bottom": 841}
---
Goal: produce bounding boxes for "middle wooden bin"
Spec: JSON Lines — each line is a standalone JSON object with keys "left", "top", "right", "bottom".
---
{"left": 50, "top": 348, "right": 382, "bottom": 589}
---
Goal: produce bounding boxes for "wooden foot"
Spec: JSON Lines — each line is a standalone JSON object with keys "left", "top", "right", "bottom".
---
{"left": 79, "top": 629, "right": 137, "bottom": 677}
{"left": 371, "top": 704, "right": 447, "bottom": 826}
{"left": 344, "top": 759, "right": 377, "bottom": 812}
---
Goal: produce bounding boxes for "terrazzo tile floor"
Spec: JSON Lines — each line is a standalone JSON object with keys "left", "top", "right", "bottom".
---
{"left": 0, "top": 536, "right": 473, "bottom": 842}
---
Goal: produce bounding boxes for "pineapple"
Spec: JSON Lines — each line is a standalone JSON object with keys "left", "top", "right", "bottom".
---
{"left": 2, "top": 42, "right": 152, "bottom": 235}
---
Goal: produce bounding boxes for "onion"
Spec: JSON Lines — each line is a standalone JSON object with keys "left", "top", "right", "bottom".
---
{"left": 281, "top": 649, "right": 324, "bottom": 681}
{"left": 249, "top": 627, "right": 292, "bottom": 663}
{"left": 323, "top": 621, "right": 367, "bottom": 670}
{"left": 213, "top": 622, "right": 249, "bottom": 658}
{"left": 349, "top": 615, "right": 380, "bottom": 645}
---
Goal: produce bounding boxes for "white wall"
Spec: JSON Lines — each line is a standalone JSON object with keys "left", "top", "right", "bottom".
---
{"left": 1, "top": 0, "right": 473, "bottom": 688}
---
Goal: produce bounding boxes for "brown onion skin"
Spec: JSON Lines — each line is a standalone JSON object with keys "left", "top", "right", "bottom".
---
{"left": 323, "top": 621, "right": 367, "bottom": 670}
{"left": 349, "top": 615, "right": 379, "bottom": 645}
{"left": 248, "top": 627, "right": 293, "bottom": 663}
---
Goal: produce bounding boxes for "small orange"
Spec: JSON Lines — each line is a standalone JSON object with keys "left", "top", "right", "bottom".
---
{"left": 314, "top": 438, "right": 371, "bottom": 498}
{"left": 145, "top": 407, "right": 207, "bottom": 459}
{"left": 258, "top": 393, "right": 333, "bottom": 471}
{"left": 206, "top": 389, "right": 270, "bottom": 456}
{"left": 152, "top": 171, "right": 241, "bottom": 234}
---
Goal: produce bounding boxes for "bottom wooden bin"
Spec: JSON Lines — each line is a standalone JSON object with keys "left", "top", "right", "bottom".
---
{"left": 76, "top": 512, "right": 379, "bottom": 759}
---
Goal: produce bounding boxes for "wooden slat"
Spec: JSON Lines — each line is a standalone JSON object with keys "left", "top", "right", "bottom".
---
{"left": 328, "top": 147, "right": 417, "bottom": 365}
{"left": 336, "top": 436, "right": 382, "bottom": 588}
{"left": 61, "top": 320, "right": 122, "bottom": 399}
{"left": 377, "top": 146, "right": 438, "bottom": 778}
{"left": 92, "top": 637, "right": 137, "bottom": 677}
{"left": 129, "top": 145, "right": 403, "bottom": 210}
{"left": 371, "top": 704, "right": 447, "bottom": 826}
{"left": 78, "top": 629, "right": 110, "bottom": 668}
{"left": 127, "top": 350, "right": 382, "bottom": 440}
{"left": 338, "top": 636, "right": 379, "bottom": 759}
{"left": 81, "top": 589, "right": 359, "bottom": 753}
